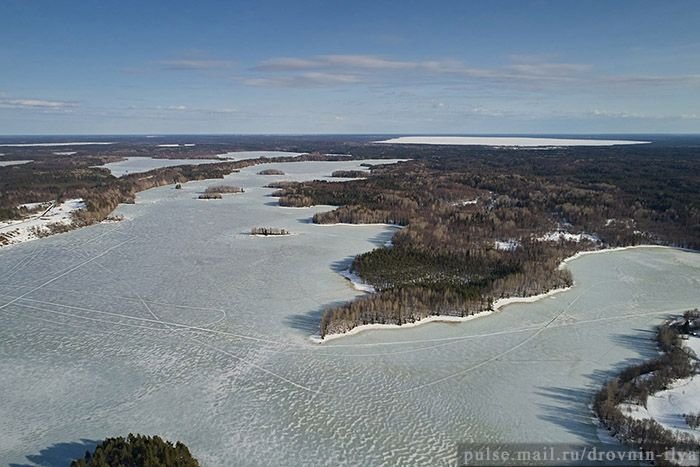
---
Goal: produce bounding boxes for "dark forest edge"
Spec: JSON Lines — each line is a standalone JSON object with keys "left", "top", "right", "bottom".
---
{"left": 593, "top": 311, "right": 699, "bottom": 466}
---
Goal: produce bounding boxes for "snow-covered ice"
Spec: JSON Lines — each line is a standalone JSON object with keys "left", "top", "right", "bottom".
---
{"left": 0, "top": 157, "right": 698, "bottom": 466}
{"left": 375, "top": 136, "right": 651, "bottom": 146}
{"left": 0, "top": 159, "right": 32, "bottom": 167}
{"left": 98, "top": 157, "right": 223, "bottom": 177}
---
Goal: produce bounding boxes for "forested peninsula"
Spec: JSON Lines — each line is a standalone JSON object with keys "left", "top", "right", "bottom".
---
{"left": 273, "top": 143, "right": 700, "bottom": 338}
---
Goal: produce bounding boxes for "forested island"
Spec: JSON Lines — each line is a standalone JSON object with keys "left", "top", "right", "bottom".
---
{"left": 250, "top": 227, "right": 291, "bottom": 236}
{"left": 330, "top": 170, "right": 367, "bottom": 178}
{"left": 198, "top": 185, "right": 244, "bottom": 199}
{"left": 257, "top": 168, "right": 285, "bottom": 175}
{"left": 71, "top": 434, "right": 199, "bottom": 467}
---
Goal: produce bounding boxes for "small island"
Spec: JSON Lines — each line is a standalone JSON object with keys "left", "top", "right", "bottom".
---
{"left": 257, "top": 169, "right": 285, "bottom": 175}
{"left": 250, "top": 227, "right": 291, "bottom": 236}
{"left": 206, "top": 185, "right": 244, "bottom": 194}
{"left": 198, "top": 185, "right": 244, "bottom": 199}
{"left": 330, "top": 170, "right": 368, "bottom": 178}
{"left": 264, "top": 181, "right": 296, "bottom": 189}
{"left": 198, "top": 193, "right": 222, "bottom": 199}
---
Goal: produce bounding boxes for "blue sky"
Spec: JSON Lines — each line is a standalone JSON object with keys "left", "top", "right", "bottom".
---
{"left": 1, "top": 0, "right": 699, "bottom": 134}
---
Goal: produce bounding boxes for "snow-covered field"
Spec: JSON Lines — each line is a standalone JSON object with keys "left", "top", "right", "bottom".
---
{"left": 0, "top": 199, "right": 85, "bottom": 247}
{"left": 0, "top": 159, "right": 698, "bottom": 466}
{"left": 375, "top": 136, "right": 651, "bottom": 147}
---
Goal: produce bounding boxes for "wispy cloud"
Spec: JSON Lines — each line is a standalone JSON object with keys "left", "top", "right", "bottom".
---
{"left": 0, "top": 97, "right": 78, "bottom": 110}
{"left": 158, "top": 59, "right": 234, "bottom": 70}
{"left": 245, "top": 53, "right": 700, "bottom": 90}
{"left": 246, "top": 54, "right": 595, "bottom": 88}
{"left": 244, "top": 72, "right": 364, "bottom": 87}
{"left": 588, "top": 109, "right": 700, "bottom": 120}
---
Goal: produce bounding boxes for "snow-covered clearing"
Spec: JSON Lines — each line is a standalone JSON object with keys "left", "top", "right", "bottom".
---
{"left": 0, "top": 199, "right": 85, "bottom": 248}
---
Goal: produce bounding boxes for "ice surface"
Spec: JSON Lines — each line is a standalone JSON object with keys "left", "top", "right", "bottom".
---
{"left": 375, "top": 136, "right": 651, "bottom": 146}
{"left": 98, "top": 157, "right": 224, "bottom": 177}
{"left": 0, "top": 159, "right": 32, "bottom": 167}
{"left": 0, "top": 158, "right": 699, "bottom": 466}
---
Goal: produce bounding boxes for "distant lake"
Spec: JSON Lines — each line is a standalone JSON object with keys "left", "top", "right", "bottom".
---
{"left": 98, "top": 151, "right": 305, "bottom": 177}
{"left": 98, "top": 156, "right": 223, "bottom": 176}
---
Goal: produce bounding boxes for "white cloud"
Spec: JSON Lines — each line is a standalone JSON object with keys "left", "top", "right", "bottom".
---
{"left": 0, "top": 98, "right": 77, "bottom": 110}
{"left": 158, "top": 59, "right": 234, "bottom": 70}
{"left": 244, "top": 72, "right": 363, "bottom": 87}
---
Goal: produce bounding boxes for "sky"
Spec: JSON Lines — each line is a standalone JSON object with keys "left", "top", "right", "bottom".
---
{"left": 1, "top": 0, "right": 699, "bottom": 135}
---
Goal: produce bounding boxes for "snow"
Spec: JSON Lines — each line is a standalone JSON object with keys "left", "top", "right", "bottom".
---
{"left": 1, "top": 159, "right": 699, "bottom": 466}
{"left": 17, "top": 202, "right": 49, "bottom": 211}
{"left": 452, "top": 198, "right": 478, "bottom": 206}
{"left": 537, "top": 231, "right": 600, "bottom": 243}
{"left": 157, "top": 143, "right": 196, "bottom": 147}
{"left": 0, "top": 160, "right": 32, "bottom": 167}
{"left": 0, "top": 199, "right": 85, "bottom": 248}
{"left": 618, "top": 403, "right": 652, "bottom": 421}
{"left": 494, "top": 239, "right": 519, "bottom": 251}
{"left": 53, "top": 151, "right": 77, "bottom": 155}
{"left": 375, "top": 136, "right": 651, "bottom": 147}
{"left": 0, "top": 142, "right": 113, "bottom": 147}
{"left": 646, "top": 374, "right": 700, "bottom": 439}
{"left": 339, "top": 269, "right": 375, "bottom": 293}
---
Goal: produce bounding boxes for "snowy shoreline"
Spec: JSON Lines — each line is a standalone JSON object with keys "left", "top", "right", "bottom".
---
{"left": 311, "top": 244, "right": 688, "bottom": 343}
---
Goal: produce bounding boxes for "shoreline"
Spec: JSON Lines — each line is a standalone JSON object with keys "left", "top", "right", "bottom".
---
{"left": 311, "top": 244, "right": 691, "bottom": 344}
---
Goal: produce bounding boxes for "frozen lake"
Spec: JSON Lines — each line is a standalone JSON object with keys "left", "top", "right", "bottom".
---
{"left": 98, "top": 151, "right": 308, "bottom": 177}
{"left": 0, "top": 159, "right": 698, "bottom": 466}
{"left": 98, "top": 157, "right": 224, "bottom": 177}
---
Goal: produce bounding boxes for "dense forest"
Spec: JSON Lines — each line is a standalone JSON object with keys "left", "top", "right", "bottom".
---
{"left": 273, "top": 143, "right": 700, "bottom": 337}
{"left": 71, "top": 434, "right": 199, "bottom": 467}
{"left": 593, "top": 311, "right": 699, "bottom": 465}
